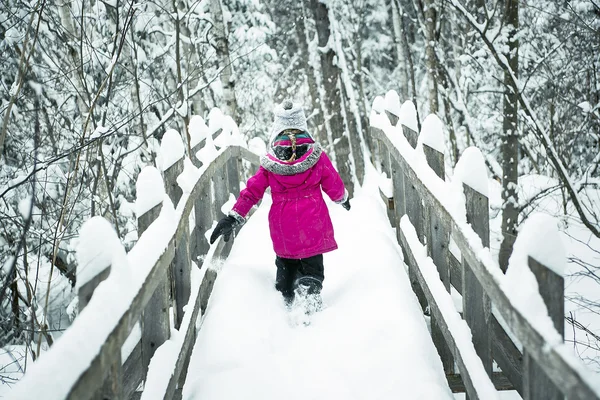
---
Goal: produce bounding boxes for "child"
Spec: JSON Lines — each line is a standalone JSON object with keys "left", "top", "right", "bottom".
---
{"left": 209, "top": 100, "right": 350, "bottom": 313}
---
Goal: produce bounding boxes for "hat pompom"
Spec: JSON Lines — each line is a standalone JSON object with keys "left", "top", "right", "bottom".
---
{"left": 283, "top": 100, "right": 293, "bottom": 110}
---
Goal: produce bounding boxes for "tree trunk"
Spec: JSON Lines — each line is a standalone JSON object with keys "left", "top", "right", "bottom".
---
{"left": 423, "top": 0, "right": 439, "bottom": 114}
{"left": 499, "top": 0, "right": 519, "bottom": 272}
{"left": 391, "top": 0, "right": 409, "bottom": 99}
{"left": 296, "top": 4, "right": 325, "bottom": 143}
{"left": 309, "top": 0, "right": 354, "bottom": 196}
{"left": 209, "top": 0, "right": 238, "bottom": 120}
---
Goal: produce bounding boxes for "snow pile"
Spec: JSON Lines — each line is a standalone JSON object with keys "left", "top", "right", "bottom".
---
{"left": 248, "top": 137, "right": 267, "bottom": 156}
{"left": 207, "top": 107, "right": 225, "bottom": 135}
{"left": 159, "top": 129, "right": 185, "bottom": 171}
{"left": 371, "top": 95, "right": 385, "bottom": 115}
{"left": 419, "top": 114, "right": 444, "bottom": 153}
{"left": 176, "top": 158, "right": 201, "bottom": 194}
{"left": 135, "top": 166, "right": 165, "bottom": 217}
{"left": 502, "top": 213, "right": 566, "bottom": 344}
{"left": 384, "top": 89, "right": 401, "bottom": 117}
{"left": 75, "top": 217, "right": 124, "bottom": 291}
{"left": 189, "top": 115, "right": 210, "bottom": 149}
{"left": 453, "top": 147, "right": 488, "bottom": 197}
{"left": 399, "top": 100, "right": 419, "bottom": 133}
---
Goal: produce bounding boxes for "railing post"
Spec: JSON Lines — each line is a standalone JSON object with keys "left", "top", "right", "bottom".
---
{"left": 161, "top": 130, "right": 190, "bottom": 330}
{"left": 77, "top": 217, "right": 123, "bottom": 399}
{"left": 213, "top": 147, "right": 234, "bottom": 257}
{"left": 457, "top": 148, "right": 493, "bottom": 387}
{"left": 401, "top": 119, "right": 427, "bottom": 312}
{"left": 421, "top": 114, "right": 454, "bottom": 374}
{"left": 369, "top": 96, "right": 385, "bottom": 170}
{"left": 521, "top": 216, "right": 565, "bottom": 400}
{"left": 136, "top": 166, "right": 170, "bottom": 381}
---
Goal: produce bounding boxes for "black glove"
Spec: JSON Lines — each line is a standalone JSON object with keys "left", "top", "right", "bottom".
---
{"left": 210, "top": 215, "right": 238, "bottom": 244}
{"left": 341, "top": 198, "right": 351, "bottom": 211}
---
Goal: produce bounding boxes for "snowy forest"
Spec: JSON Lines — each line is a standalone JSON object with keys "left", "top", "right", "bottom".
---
{"left": 1, "top": 0, "right": 600, "bottom": 391}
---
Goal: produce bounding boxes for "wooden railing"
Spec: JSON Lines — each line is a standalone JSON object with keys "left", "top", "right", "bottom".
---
{"left": 10, "top": 112, "right": 261, "bottom": 400}
{"left": 370, "top": 91, "right": 600, "bottom": 400}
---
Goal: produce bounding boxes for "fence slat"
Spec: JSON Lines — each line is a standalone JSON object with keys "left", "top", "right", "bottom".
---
{"left": 138, "top": 202, "right": 171, "bottom": 381}
{"left": 164, "top": 157, "right": 190, "bottom": 329}
{"left": 491, "top": 315, "right": 523, "bottom": 394}
{"left": 423, "top": 141, "right": 453, "bottom": 374}
{"left": 523, "top": 257, "right": 564, "bottom": 400}
{"left": 462, "top": 184, "right": 492, "bottom": 384}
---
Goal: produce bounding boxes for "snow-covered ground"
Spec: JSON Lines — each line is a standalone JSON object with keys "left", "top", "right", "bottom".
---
{"left": 182, "top": 167, "right": 455, "bottom": 400}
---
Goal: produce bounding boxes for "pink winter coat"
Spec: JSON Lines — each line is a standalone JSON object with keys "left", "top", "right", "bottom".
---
{"left": 230, "top": 143, "right": 347, "bottom": 259}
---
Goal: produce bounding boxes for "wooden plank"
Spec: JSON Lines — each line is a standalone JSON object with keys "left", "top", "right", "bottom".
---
{"left": 423, "top": 143, "right": 445, "bottom": 180}
{"left": 373, "top": 125, "right": 600, "bottom": 400}
{"left": 446, "top": 372, "right": 514, "bottom": 393}
{"left": 404, "top": 176, "right": 427, "bottom": 312}
{"left": 385, "top": 110, "right": 399, "bottom": 126}
{"left": 78, "top": 268, "right": 111, "bottom": 312}
{"left": 491, "top": 315, "right": 523, "bottom": 395}
{"left": 122, "top": 340, "right": 143, "bottom": 399}
{"left": 192, "top": 181, "right": 213, "bottom": 266}
{"left": 402, "top": 124, "right": 418, "bottom": 149}
{"left": 523, "top": 257, "right": 565, "bottom": 400}
{"left": 399, "top": 222, "right": 496, "bottom": 400}
{"left": 164, "top": 157, "right": 191, "bottom": 329}
{"left": 449, "top": 252, "right": 462, "bottom": 294}
{"left": 462, "top": 184, "right": 492, "bottom": 382}
{"left": 429, "top": 204, "right": 454, "bottom": 373}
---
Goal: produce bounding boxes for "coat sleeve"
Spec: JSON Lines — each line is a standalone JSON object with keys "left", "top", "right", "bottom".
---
{"left": 230, "top": 166, "right": 270, "bottom": 221}
{"left": 319, "top": 152, "right": 348, "bottom": 203}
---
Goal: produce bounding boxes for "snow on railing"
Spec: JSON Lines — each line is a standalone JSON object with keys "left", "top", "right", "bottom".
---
{"left": 9, "top": 109, "right": 264, "bottom": 400}
{"left": 369, "top": 91, "right": 600, "bottom": 400}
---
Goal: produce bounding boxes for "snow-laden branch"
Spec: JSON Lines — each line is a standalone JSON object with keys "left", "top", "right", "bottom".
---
{"left": 447, "top": 0, "right": 600, "bottom": 239}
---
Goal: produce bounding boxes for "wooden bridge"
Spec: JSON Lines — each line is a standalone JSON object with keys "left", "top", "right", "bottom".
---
{"left": 8, "top": 95, "right": 600, "bottom": 400}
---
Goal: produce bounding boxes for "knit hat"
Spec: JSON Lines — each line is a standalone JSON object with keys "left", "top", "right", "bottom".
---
{"left": 270, "top": 100, "right": 308, "bottom": 140}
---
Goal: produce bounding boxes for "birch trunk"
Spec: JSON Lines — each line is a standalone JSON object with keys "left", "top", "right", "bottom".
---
{"left": 209, "top": 0, "right": 238, "bottom": 119}
{"left": 391, "top": 0, "right": 409, "bottom": 99}
{"left": 423, "top": 0, "right": 439, "bottom": 114}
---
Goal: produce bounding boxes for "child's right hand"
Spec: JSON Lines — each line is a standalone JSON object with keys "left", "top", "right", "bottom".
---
{"left": 341, "top": 199, "right": 351, "bottom": 211}
{"left": 210, "top": 215, "right": 238, "bottom": 244}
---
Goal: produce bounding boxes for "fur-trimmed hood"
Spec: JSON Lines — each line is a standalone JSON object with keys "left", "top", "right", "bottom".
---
{"left": 260, "top": 142, "right": 322, "bottom": 176}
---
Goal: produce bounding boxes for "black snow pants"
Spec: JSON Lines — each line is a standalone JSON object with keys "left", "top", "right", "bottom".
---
{"left": 275, "top": 254, "right": 324, "bottom": 302}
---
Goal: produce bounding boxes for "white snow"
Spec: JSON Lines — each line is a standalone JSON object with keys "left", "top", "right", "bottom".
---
{"left": 516, "top": 213, "right": 566, "bottom": 276}
{"left": 17, "top": 195, "right": 32, "bottom": 219}
{"left": 399, "top": 100, "right": 419, "bottom": 132}
{"left": 160, "top": 129, "right": 185, "bottom": 171}
{"left": 89, "top": 126, "right": 109, "bottom": 140}
{"left": 177, "top": 158, "right": 201, "bottom": 194}
{"left": 384, "top": 89, "right": 402, "bottom": 117}
{"left": 501, "top": 213, "right": 566, "bottom": 347}
{"left": 453, "top": 147, "right": 489, "bottom": 197}
{"left": 75, "top": 216, "right": 122, "bottom": 290}
{"left": 420, "top": 114, "right": 445, "bottom": 153}
{"left": 135, "top": 166, "right": 165, "bottom": 217}
{"left": 189, "top": 115, "right": 209, "bottom": 148}
{"left": 371, "top": 95, "right": 385, "bottom": 114}
{"left": 248, "top": 137, "right": 267, "bottom": 156}
{"left": 207, "top": 107, "right": 225, "bottom": 134}
{"left": 181, "top": 166, "right": 454, "bottom": 400}
{"left": 400, "top": 216, "right": 499, "bottom": 400}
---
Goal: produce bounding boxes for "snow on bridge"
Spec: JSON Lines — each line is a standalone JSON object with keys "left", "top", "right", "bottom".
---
{"left": 181, "top": 167, "right": 453, "bottom": 400}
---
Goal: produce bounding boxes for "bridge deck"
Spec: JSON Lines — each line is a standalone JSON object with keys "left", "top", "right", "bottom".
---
{"left": 182, "top": 168, "right": 454, "bottom": 400}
